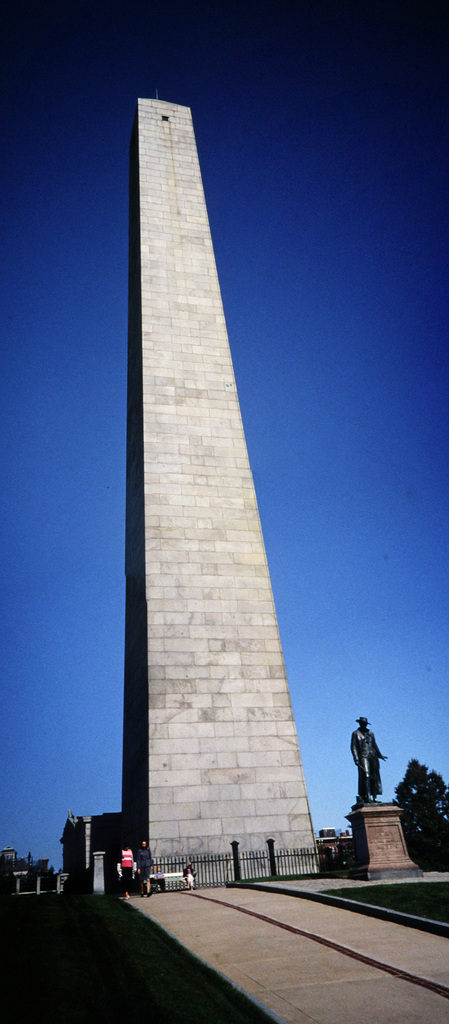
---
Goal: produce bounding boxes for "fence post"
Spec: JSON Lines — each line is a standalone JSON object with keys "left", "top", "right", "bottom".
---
{"left": 36, "top": 875, "right": 41, "bottom": 895}
{"left": 15, "top": 876, "right": 21, "bottom": 895}
{"left": 266, "top": 838, "right": 277, "bottom": 876}
{"left": 231, "top": 841, "right": 240, "bottom": 881}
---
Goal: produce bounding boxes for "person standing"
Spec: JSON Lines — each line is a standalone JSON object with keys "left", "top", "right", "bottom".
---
{"left": 119, "top": 843, "right": 134, "bottom": 899}
{"left": 183, "top": 862, "right": 196, "bottom": 891}
{"left": 136, "top": 839, "right": 153, "bottom": 897}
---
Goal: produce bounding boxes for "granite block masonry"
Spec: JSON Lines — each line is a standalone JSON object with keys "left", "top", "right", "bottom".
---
{"left": 122, "top": 98, "right": 315, "bottom": 856}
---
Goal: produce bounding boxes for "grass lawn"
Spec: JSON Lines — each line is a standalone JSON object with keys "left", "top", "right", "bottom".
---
{"left": 0, "top": 895, "right": 273, "bottom": 1023}
{"left": 322, "top": 882, "right": 449, "bottom": 924}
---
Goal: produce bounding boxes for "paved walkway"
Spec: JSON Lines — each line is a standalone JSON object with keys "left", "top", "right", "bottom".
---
{"left": 130, "top": 874, "right": 449, "bottom": 1024}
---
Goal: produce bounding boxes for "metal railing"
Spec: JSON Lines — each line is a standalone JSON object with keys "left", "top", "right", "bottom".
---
{"left": 275, "top": 846, "right": 320, "bottom": 876}
{"left": 239, "top": 848, "right": 270, "bottom": 879}
{"left": 7, "top": 874, "right": 69, "bottom": 895}
{"left": 151, "top": 841, "right": 320, "bottom": 889}
{"left": 152, "top": 852, "right": 233, "bottom": 889}
{"left": 44, "top": 840, "right": 324, "bottom": 895}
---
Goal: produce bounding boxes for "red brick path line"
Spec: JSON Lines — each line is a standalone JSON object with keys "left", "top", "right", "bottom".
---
{"left": 192, "top": 892, "right": 449, "bottom": 1002}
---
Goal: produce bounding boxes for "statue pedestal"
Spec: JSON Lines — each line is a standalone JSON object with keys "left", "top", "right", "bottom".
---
{"left": 346, "top": 803, "right": 422, "bottom": 881}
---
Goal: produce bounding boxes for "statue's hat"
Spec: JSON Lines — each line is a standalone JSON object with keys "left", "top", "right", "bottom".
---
{"left": 356, "top": 716, "right": 369, "bottom": 724}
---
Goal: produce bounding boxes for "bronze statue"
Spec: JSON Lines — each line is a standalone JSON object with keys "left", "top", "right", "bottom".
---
{"left": 351, "top": 717, "right": 387, "bottom": 804}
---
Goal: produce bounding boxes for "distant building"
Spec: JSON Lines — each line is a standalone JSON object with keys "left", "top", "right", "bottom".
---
{"left": 316, "top": 829, "right": 353, "bottom": 870}
{"left": 0, "top": 846, "right": 50, "bottom": 876}
{"left": 0, "top": 845, "right": 17, "bottom": 866}
{"left": 60, "top": 811, "right": 122, "bottom": 893}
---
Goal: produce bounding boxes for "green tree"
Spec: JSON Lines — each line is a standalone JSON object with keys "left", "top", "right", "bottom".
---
{"left": 395, "top": 759, "right": 449, "bottom": 870}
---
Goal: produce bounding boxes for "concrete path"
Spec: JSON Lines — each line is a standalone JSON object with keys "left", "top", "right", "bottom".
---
{"left": 130, "top": 877, "right": 449, "bottom": 1024}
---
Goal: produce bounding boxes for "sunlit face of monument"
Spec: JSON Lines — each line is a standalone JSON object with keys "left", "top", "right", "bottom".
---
{"left": 122, "top": 98, "right": 314, "bottom": 856}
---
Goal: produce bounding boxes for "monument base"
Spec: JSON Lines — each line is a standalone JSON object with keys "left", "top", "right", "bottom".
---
{"left": 346, "top": 802, "right": 422, "bottom": 881}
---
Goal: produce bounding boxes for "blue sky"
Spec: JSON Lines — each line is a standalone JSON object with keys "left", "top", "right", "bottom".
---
{"left": 1, "top": 0, "right": 448, "bottom": 870}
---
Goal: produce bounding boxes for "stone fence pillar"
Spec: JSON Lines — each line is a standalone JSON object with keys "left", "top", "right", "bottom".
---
{"left": 93, "top": 851, "right": 106, "bottom": 894}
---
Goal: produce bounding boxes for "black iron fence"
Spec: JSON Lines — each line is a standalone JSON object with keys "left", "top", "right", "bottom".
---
{"left": 151, "top": 852, "right": 233, "bottom": 889}
{"left": 152, "top": 841, "right": 321, "bottom": 890}
{"left": 9, "top": 840, "right": 348, "bottom": 895}
{"left": 275, "top": 846, "right": 320, "bottom": 876}
{"left": 239, "top": 848, "right": 270, "bottom": 880}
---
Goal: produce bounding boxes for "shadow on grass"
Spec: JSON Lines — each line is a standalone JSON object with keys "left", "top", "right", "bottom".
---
{"left": 0, "top": 895, "right": 273, "bottom": 1023}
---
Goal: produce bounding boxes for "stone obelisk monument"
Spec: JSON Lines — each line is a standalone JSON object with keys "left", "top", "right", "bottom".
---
{"left": 122, "top": 98, "right": 314, "bottom": 856}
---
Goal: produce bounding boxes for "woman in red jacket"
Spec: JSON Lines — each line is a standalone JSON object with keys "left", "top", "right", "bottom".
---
{"left": 120, "top": 844, "right": 134, "bottom": 899}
